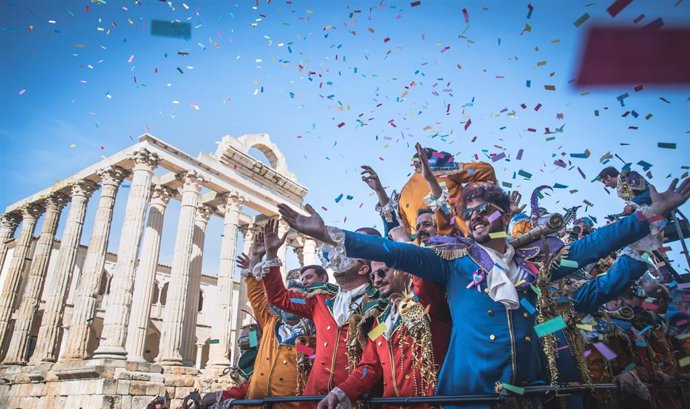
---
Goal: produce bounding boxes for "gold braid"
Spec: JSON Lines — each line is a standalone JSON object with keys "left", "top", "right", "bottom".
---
{"left": 397, "top": 291, "right": 437, "bottom": 395}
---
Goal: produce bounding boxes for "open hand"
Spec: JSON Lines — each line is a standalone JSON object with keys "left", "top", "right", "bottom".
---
{"left": 361, "top": 165, "right": 385, "bottom": 192}
{"left": 415, "top": 143, "right": 434, "bottom": 181}
{"left": 251, "top": 231, "right": 266, "bottom": 261}
{"left": 236, "top": 253, "right": 250, "bottom": 270}
{"left": 316, "top": 392, "right": 340, "bottom": 409}
{"left": 648, "top": 178, "right": 690, "bottom": 216}
{"left": 278, "top": 203, "right": 333, "bottom": 244}
{"left": 509, "top": 191, "right": 526, "bottom": 215}
{"left": 263, "top": 218, "right": 288, "bottom": 258}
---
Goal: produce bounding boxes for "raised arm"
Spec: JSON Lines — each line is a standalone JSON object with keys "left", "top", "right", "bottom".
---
{"left": 555, "top": 178, "right": 690, "bottom": 280}
{"left": 261, "top": 219, "right": 316, "bottom": 319}
{"left": 361, "top": 165, "right": 401, "bottom": 237}
{"left": 277, "top": 203, "right": 452, "bottom": 285}
{"left": 237, "top": 250, "right": 274, "bottom": 329}
{"left": 572, "top": 254, "right": 648, "bottom": 313}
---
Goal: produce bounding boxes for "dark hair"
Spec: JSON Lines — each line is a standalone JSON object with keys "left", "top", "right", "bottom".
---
{"left": 287, "top": 279, "right": 307, "bottom": 292}
{"left": 461, "top": 184, "right": 510, "bottom": 213}
{"left": 597, "top": 166, "right": 619, "bottom": 180}
{"left": 417, "top": 207, "right": 434, "bottom": 217}
{"left": 355, "top": 227, "right": 382, "bottom": 237}
{"left": 299, "top": 264, "right": 328, "bottom": 279}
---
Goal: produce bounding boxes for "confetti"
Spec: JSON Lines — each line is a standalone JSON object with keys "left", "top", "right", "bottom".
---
{"left": 249, "top": 331, "right": 258, "bottom": 348}
{"left": 500, "top": 383, "right": 525, "bottom": 395}
{"left": 290, "top": 298, "right": 307, "bottom": 304}
{"left": 368, "top": 323, "right": 387, "bottom": 341}
{"left": 488, "top": 231, "right": 507, "bottom": 239}
{"left": 607, "top": 0, "right": 633, "bottom": 18}
{"left": 573, "top": 13, "right": 590, "bottom": 28}
{"left": 151, "top": 20, "right": 191, "bottom": 40}
{"left": 296, "top": 344, "right": 315, "bottom": 355}
{"left": 410, "top": 1, "right": 421, "bottom": 7}
{"left": 462, "top": 8, "right": 469, "bottom": 24}
{"left": 534, "top": 316, "right": 567, "bottom": 337}
{"left": 488, "top": 210, "right": 502, "bottom": 223}
{"left": 526, "top": 4, "right": 534, "bottom": 19}
{"left": 521, "top": 298, "right": 536, "bottom": 315}
{"left": 658, "top": 142, "right": 676, "bottom": 149}
{"left": 18, "top": 89, "right": 26, "bottom": 95}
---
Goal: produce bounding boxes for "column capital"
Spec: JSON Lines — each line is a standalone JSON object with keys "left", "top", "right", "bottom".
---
{"left": 21, "top": 203, "right": 45, "bottom": 222}
{"left": 0, "top": 213, "right": 21, "bottom": 232}
{"left": 222, "top": 192, "right": 246, "bottom": 213}
{"left": 129, "top": 149, "right": 160, "bottom": 171}
{"left": 97, "top": 165, "right": 129, "bottom": 187}
{"left": 176, "top": 170, "right": 205, "bottom": 193}
{"left": 45, "top": 192, "right": 69, "bottom": 213}
{"left": 196, "top": 204, "right": 215, "bottom": 224}
{"left": 71, "top": 180, "right": 99, "bottom": 199}
{"left": 238, "top": 223, "right": 257, "bottom": 237}
{"left": 151, "top": 185, "right": 175, "bottom": 206}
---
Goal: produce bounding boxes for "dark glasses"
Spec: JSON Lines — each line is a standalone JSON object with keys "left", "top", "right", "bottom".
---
{"left": 369, "top": 268, "right": 387, "bottom": 281}
{"left": 461, "top": 203, "right": 503, "bottom": 221}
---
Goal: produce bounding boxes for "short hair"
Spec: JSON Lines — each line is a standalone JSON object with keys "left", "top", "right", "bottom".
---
{"left": 355, "top": 227, "right": 382, "bottom": 237}
{"left": 461, "top": 184, "right": 510, "bottom": 213}
{"left": 299, "top": 264, "right": 328, "bottom": 279}
{"left": 597, "top": 166, "right": 619, "bottom": 180}
{"left": 287, "top": 279, "right": 306, "bottom": 292}
{"left": 417, "top": 207, "right": 434, "bottom": 217}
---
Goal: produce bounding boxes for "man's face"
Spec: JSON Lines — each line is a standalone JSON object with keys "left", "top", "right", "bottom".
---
{"left": 464, "top": 198, "right": 507, "bottom": 243}
{"left": 601, "top": 175, "right": 618, "bottom": 189}
{"left": 370, "top": 261, "right": 408, "bottom": 297}
{"left": 300, "top": 268, "right": 325, "bottom": 287}
{"left": 415, "top": 213, "right": 436, "bottom": 245}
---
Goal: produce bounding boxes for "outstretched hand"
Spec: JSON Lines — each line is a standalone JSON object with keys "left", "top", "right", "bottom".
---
{"left": 236, "top": 253, "right": 250, "bottom": 270}
{"left": 415, "top": 143, "right": 434, "bottom": 181}
{"left": 361, "top": 165, "right": 385, "bottom": 192}
{"left": 277, "top": 203, "right": 334, "bottom": 245}
{"left": 263, "top": 218, "right": 288, "bottom": 258}
{"left": 251, "top": 231, "right": 266, "bottom": 261}
{"left": 648, "top": 178, "right": 690, "bottom": 216}
{"left": 509, "top": 191, "right": 526, "bottom": 215}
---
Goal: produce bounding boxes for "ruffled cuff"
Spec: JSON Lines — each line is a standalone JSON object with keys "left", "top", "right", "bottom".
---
{"left": 318, "top": 226, "right": 359, "bottom": 273}
{"left": 241, "top": 268, "right": 252, "bottom": 278}
{"left": 423, "top": 186, "right": 451, "bottom": 214}
{"left": 331, "top": 387, "right": 353, "bottom": 409}
{"left": 375, "top": 201, "right": 396, "bottom": 223}
{"left": 251, "top": 258, "right": 282, "bottom": 280}
{"left": 628, "top": 206, "right": 665, "bottom": 254}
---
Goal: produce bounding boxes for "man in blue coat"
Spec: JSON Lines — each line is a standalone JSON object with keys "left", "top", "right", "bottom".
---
{"left": 277, "top": 178, "right": 689, "bottom": 409}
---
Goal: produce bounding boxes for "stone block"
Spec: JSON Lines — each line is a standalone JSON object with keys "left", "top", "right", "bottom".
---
{"left": 133, "top": 395, "right": 157, "bottom": 408}
{"left": 183, "top": 377, "right": 196, "bottom": 387}
{"left": 120, "top": 394, "right": 133, "bottom": 407}
{"left": 116, "top": 379, "right": 130, "bottom": 395}
{"left": 129, "top": 380, "right": 148, "bottom": 395}
{"left": 146, "top": 383, "right": 166, "bottom": 396}
{"left": 102, "top": 379, "right": 119, "bottom": 395}
{"left": 174, "top": 386, "right": 194, "bottom": 399}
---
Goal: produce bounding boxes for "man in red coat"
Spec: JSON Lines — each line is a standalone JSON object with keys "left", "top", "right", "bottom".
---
{"left": 259, "top": 219, "right": 380, "bottom": 405}
{"left": 317, "top": 259, "right": 440, "bottom": 409}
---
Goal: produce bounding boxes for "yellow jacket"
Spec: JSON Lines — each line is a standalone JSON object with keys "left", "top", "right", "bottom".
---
{"left": 245, "top": 276, "right": 306, "bottom": 407}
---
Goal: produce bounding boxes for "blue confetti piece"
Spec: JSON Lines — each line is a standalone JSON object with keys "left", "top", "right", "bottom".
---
{"left": 362, "top": 368, "right": 367, "bottom": 379}
{"left": 290, "top": 298, "right": 307, "bottom": 304}
{"left": 521, "top": 298, "right": 536, "bottom": 315}
{"left": 150, "top": 20, "right": 191, "bottom": 40}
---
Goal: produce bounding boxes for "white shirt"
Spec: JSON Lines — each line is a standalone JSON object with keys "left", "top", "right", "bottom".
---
{"left": 331, "top": 282, "right": 369, "bottom": 326}
{"left": 477, "top": 243, "right": 527, "bottom": 310}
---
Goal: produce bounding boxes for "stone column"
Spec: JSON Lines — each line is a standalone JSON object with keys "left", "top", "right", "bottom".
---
{"left": 302, "top": 237, "right": 318, "bottom": 266}
{"left": 231, "top": 224, "right": 255, "bottom": 363}
{"left": 195, "top": 341, "right": 205, "bottom": 370}
{"left": 3, "top": 193, "right": 68, "bottom": 364}
{"left": 60, "top": 166, "right": 128, "bottom": 362}
{"left": 182, "top": 204, "right": 213, "bottom": 365}
{"left": 93, "top": 149, "right": 159, "bottom": 360}
{"left": 125, "top": 185, "right": 173, "bottom": 363}
{"left": 158, "top": 171, "right": 204, "bottom": 366}
{"left": 0, "top": 213, "right": 21, "bottom": 275}
{"left": 31, "top": 181, "right": 97, "bottom": 363}
{"left": 0, "top": 204, "right": 44, "bottom": 356}
{"left": 208, "top": 193, "right": 244, "bottom": 368}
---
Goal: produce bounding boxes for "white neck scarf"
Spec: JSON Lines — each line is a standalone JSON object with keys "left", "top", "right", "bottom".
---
{"left": 331, "top": 282, "right": 369, "bottom": 327}
{"left": 477, "top": 243, "right": 521, "bottom": 310}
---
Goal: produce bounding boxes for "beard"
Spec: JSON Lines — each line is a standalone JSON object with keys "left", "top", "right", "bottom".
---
{"left": 470, "top": 219, "right": 504, "bottom": 243}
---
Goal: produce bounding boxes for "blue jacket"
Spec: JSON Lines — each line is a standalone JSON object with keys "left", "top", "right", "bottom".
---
{"left": 341, "top": 214, "right": 651, "bottom": 409}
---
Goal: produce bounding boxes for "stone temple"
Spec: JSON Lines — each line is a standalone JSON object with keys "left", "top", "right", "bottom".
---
{"left": 0, "top": 134, "right": 317, "bottom": 408}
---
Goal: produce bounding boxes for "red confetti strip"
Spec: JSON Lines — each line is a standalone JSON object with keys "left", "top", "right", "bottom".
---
{"left": 410, "top": 1, "right": 421, "bottom": 7}
{"left": 534, "top": 103, "right": 542, "bottom": 111}
{"left": 337, "top": 122, "right": 345, "bottom": 128}
{"left": 607, "top": 0, "right": 633, "bottom": 18}
{"left": 464, "top": 119, "right": 472, "bottom": 130}
{"left": 462, "top": 8, "right": 469, "bottom": 24}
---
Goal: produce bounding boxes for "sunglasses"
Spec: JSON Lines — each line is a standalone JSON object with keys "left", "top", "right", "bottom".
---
{"left": 369, "top": 268, "right": 387, "bottom": 282}
{"left": 461, "top": 203, "right": 504, "bottom": 221}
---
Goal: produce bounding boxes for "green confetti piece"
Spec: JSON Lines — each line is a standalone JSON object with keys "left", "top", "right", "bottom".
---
{"left": 624, "top": 363, "right": 636, "bottom": 372}
{"left": 658, "top": 142, "right": 676, "bottom": 149}
{"left": 573, "top": 13, "right": 590, "bottom": 27}
{"left": 208, "top": 339, "right": 220, "bottom": 345}
{"left": 249, "top": 331, "right": 258, "bottom": 348}
{"left": 502, "top": 181, "right": 513, "bottom": 188}
{"left": 530, "top": 284, "right": 541, "bottom": 297}
{"left": 534, "top": 316, "right": 567, "bottom": 337}
{"left": 559, "top": 259, "right": 579, "bottom": 268}
{"left": 501, "top": 383, "right": 525, "bottom": 395}
{"left": 518, "top": 169, "right": 533, "bottom": 179}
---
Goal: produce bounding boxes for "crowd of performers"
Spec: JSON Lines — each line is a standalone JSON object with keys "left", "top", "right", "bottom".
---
{"left": 192, "top": 144, "right": 690, "bottom": 409}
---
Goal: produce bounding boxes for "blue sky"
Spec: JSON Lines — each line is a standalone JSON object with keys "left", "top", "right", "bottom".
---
{"left": 1, "top": 0, "right": 689, "bottom": 274}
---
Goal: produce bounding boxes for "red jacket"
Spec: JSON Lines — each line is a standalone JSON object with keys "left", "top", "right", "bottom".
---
{"left": 262, "top": 266, "right": 380, "bottom": 398}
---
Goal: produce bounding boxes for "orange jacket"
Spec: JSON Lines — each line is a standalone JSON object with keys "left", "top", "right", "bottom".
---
{"left": 397, "top": 162, "right": 496, "bottom": 237}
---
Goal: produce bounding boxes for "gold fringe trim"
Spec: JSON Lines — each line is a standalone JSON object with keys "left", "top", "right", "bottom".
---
{"left": 432, "top": 247, "right": 468, "bottom": 260}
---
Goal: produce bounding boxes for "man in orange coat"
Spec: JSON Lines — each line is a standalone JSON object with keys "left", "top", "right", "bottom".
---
{"left": 260, "top": 219, "right": 380, "bottom": 406}
{"left": 397, "top": 144, "right": 496, "bottom": 237}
